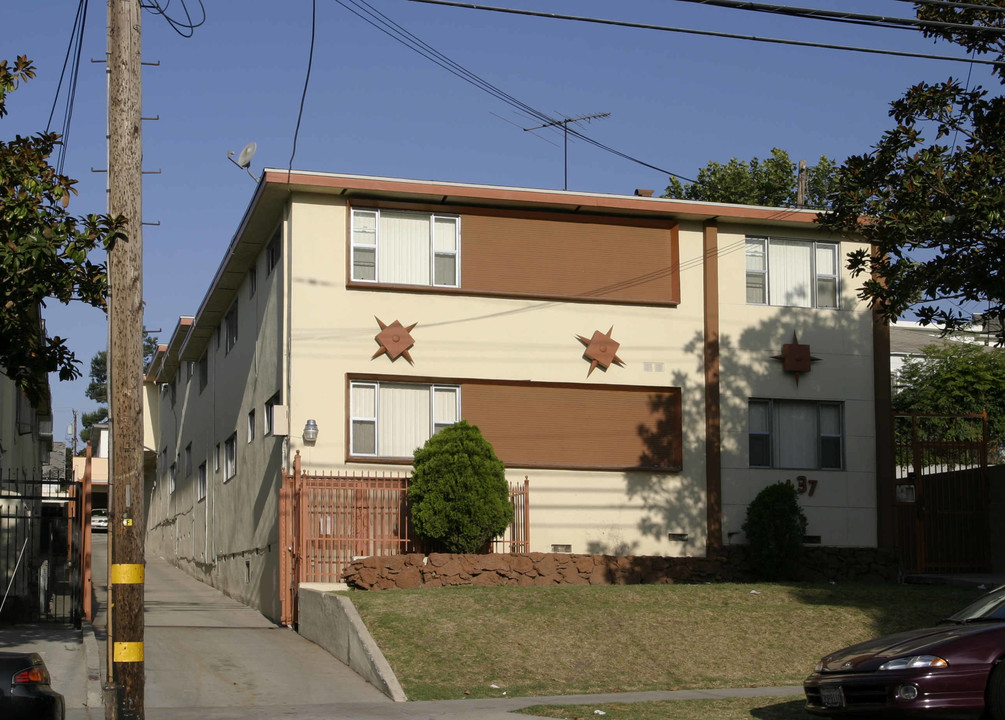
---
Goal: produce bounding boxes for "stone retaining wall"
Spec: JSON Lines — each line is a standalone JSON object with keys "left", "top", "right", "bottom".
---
{"left": 342, "top": 546, "right": 899, "bottom": 590}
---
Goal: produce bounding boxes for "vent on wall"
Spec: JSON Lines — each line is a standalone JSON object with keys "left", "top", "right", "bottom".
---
{"left": 643, "top": 361, "right": 665, "bottom": 373}
{"left": 551, "top": 544, "right": 572, "bottom": 553}
{"left": 668, "top": 533, "right": 688, "bottom": 542}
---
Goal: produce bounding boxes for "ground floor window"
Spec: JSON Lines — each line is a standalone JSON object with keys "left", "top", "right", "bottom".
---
{"left": 350, "top": 381, "right": 459, "bottom": 458}
{"left": 749, "top": 399, "right": 843, "bottom": 470}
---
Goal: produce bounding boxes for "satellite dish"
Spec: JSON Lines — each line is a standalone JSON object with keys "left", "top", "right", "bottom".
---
{"left": 226, "top": 141, "right": 261, "bottom": 182}
{"left": 236, "top": 142, "right": 257, "bottom": 169}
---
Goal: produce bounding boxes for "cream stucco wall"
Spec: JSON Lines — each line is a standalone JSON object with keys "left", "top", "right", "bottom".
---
{"left": 283, "top": 193, "right": 712, "bottom": 556}
{"left": 716, "top": 223, "right": 877, "bottom": 547}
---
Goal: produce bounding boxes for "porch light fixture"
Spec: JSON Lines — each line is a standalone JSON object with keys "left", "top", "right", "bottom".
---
{"left": 302, "top": 419, "right": 318, "bottom": 445}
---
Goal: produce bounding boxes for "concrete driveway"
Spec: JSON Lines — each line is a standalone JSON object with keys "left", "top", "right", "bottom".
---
{"left": 82, "top": 534, "right": 390, "bottom": 718}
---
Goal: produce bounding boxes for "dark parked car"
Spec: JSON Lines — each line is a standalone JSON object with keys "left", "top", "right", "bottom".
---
{"left": 0, "top": 652, "right": 64, "bottom": 720}
{"left": 805, "top": 584, "right": 1005, "bottom": 718}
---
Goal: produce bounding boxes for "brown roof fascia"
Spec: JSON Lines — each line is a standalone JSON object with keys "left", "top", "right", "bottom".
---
{"left": 263, "top": 169, "right": 822, "bottom": 225}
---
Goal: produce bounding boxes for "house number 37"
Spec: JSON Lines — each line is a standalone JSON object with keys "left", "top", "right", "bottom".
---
{"left": 787, "top": 475, "right": 818, "bottom": 497}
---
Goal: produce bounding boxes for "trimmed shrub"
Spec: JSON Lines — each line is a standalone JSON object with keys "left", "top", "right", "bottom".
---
{"left": 409, "top": 420, "right": 512, "bottom": 554}
{"left": 742, "top": 481, "right": 808, "bottom": 580}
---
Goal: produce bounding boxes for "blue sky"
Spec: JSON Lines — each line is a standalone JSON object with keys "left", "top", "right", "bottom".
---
{"left": 1, "top": 0, "right": 994, "bottom": 448}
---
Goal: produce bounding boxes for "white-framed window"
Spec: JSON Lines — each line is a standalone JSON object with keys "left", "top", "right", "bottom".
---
{"left": 247, "top": 409, "right": 255, "bottom": 443}
{"left": 350, "top": 381, "right": 459, "bottom": 458}
{"left": 197, "top": 462, "right": 207, "bottom": 501}
{"left": 351, "top": 208, "right": 460, "bottom": 287}
{"left": 169, "top": 462, "right": 177, "bottom": 494}
{"left": 748, "top": 399, "right": 844, "bottom": 470}
{"left": 224, "top": 434, "right": 237, "bottom": 480}
{"left": 265, "top": 393, "right": 280, "bottom": 436}
{"left": 224, "top": 303, "right": 238, "bottom": 354}
{"left": 746, "top": 237, "right": 839, "bottom": 309}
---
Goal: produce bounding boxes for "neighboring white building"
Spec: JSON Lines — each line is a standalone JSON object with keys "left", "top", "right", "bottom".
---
{"left": 144, "top": 171, "right": 890, "bottom": 620}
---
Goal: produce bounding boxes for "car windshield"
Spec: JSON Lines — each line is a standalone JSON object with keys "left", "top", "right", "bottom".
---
{"left": 946, "top": 586, "right": 1005, "bottom": 623}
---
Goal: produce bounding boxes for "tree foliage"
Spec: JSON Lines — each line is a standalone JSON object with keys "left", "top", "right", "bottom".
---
{"left": 894, "top": 341, "right": 1005, "bottom": 453}
{"left": 817, "top": 8, "right": 1005, "bottom": 342}
{"left": 742, "top": 481, "right": 807, "bottom": 581}
{"left": 409, "top": 420, "right": 512, "bottom": 554}
{"left": 0, "top": 56, "right": 124, "bottom": 404}
{"left": 664, "top": 148, "right": 838, "bottom": 209}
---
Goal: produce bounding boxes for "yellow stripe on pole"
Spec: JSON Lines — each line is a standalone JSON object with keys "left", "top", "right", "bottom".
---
{"left": 113, "top": 642, "right": 144, "bottom": 663}
{"left": 110, "top": 564, "right": 145, "bottom": 584}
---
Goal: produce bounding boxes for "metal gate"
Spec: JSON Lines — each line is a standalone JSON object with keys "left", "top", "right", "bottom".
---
{"left": 0, "top": 471, "right": 82, "bottom": 624}
{"left": 279, "top": 451, "right": 531, "bottom": 626}
{"left": 893, "top": 413, "right": 990, "bottom": 574}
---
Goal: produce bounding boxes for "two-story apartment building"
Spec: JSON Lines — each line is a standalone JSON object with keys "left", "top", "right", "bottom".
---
{"left": 144, "top": 171, "right": 890, "bottom": 620}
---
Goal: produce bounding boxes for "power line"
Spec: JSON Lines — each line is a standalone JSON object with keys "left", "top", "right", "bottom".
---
{"left": 289, "top": 0, "right": 317, "bottom": 177}
{"left": 332, "top": 0, "right": 695, "bottom": 182}
{"left": 140, "top": 0, "right": 206, "bottom": 38}
{"left": 47, "top": 0, "right": 89, "bottom": 176}
{"left": 666, "top": 0, "right": 1005, "bottom": 35}
{"left": 888, "top": 0, "right": 1005, "bottom": 12}
{"left": 408, "top": 0, "right": 1005, "bottom": 69}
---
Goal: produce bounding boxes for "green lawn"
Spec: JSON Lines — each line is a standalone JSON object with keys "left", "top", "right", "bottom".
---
{"left": 343, "top": 582, "right": 978, "bottom": 702}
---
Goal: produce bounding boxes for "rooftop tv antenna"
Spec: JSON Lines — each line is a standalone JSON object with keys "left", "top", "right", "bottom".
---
{"left": 524, "top": 112, "right": 610, "bottom": 190}
{"left": 227, "top": 141, "right": 260, "bottom": 182}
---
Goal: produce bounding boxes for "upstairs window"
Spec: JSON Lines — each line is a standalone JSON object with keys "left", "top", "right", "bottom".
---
{"left": 351, "top": 209, "right": 459, "bottom": 287}
{"left": 746, "top": 237, "right": 839, "bottom": 309}
{"left": 224, "top": 434, "right": 237, "bottom": 480}
{"left": 350, "top": 381, "right": 459, "bottom": 458}
{"left": 224, "top": 303, "right": 238, "bottom": 354}
{"left": 749, "top": 399, "right": 843, "bottom": 470}
{"left": 266, "top": 227, "right": 282, "bottom": 276}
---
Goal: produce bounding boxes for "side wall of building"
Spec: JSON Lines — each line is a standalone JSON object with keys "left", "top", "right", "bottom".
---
{"left": 146, "top": 224, "right": 287, "bottom": 619}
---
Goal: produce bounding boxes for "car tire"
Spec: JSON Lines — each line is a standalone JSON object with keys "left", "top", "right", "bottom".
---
{"left": 988, "top": 662, "right": 1005, "bottom": 720}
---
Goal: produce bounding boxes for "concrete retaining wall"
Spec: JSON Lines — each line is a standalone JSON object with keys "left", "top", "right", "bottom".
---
{"left": 297, "top": 585, "right": 407, "bottom": 702}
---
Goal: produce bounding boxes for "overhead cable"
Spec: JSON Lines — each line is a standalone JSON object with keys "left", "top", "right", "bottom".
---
{"left": 289, "top": 0, "right": 317, "bottom": 177}
{"left": 140, "top": 0, "right": 206, "bottom": 38}
{"left": 47, "top": 0, "right": 89, "bottom": 176}
{"left": 888, "top": 0, "right": 1005, "bottom": 13}
{"left": 333, "top": 0, "right": 696, "bottom": 181}
{"left": 408, "top": 0, "right": 1005, "bottom": 68}
{"left": 668, "top": 0, "right": 1005, "bottom": 35}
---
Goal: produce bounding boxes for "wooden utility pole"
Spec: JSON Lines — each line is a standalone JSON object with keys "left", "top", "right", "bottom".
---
{"left": 107, "top": 0, "right": 145, "bottom": 718}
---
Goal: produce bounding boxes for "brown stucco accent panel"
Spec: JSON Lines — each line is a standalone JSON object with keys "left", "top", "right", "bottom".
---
{"left": 462, "top": 214, "right": 676, "bottom": 304}
{"left": 462, "top": 382, "right": 682, "bottom": 471}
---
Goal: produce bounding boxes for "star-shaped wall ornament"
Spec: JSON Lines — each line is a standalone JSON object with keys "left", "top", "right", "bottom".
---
{"left": 373, "top": 317, "right": 418, "bottom": 363}
{"left": 576, "top": 326, "right": 625, "bottom": 376}
{"left": 772, "top": 331, "right": 820, "bottom": 384}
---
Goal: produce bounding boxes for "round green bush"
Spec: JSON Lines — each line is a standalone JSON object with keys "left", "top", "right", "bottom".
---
{"left": 742, "top": 481, "right": 808, "bottom": 580}
{"left": 409, "top": 420, "right": 512, "bottom": 554}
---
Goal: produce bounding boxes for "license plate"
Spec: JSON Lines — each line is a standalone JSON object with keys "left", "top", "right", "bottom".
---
{"left": 820, "top": 686, "right": 845, "bottom": 708}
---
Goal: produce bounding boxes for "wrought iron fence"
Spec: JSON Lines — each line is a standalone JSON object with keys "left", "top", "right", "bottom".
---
{"left": 0, "top": 470, "right": 81, "bottom": 624}
{"left": 279, "top": 453, "right": 530, "bottom": 625}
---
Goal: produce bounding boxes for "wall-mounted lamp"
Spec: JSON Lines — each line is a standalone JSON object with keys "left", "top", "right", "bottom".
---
{"left": 302, "top": 419, "right": 319, "bottom": 445}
